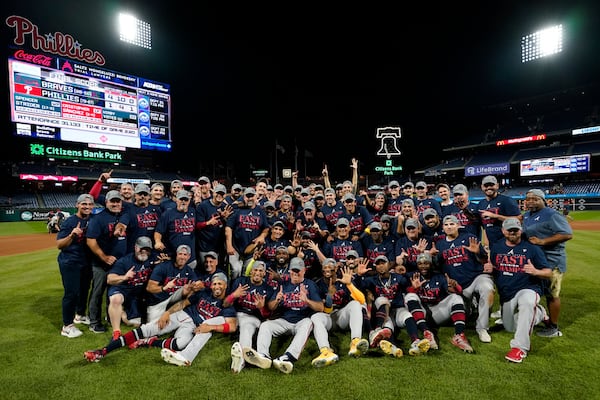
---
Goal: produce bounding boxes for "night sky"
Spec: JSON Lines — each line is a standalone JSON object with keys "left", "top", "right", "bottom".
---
{"left": 2, "top": 1, "right": 600, "bottom": 183}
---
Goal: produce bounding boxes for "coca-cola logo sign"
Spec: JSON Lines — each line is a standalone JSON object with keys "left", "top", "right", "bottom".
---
{"left": 5, "top": 15, "right": 106, "bottom": 66}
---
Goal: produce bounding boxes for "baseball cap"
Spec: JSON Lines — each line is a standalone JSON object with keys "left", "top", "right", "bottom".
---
{"left": 380, "top": 214, "right": 392, "bottom": 222}
{"left": 342, "top": 193, "right": 356, "bottom": 202}
{"left": 405, "top": 218, "right": 419, "bottom": 229}
{"left": 402, "top": 198, "right": 414, "bottom": 207}
{"left": 281, "top": 194, "right": 292, "bottom": 201}
{"left": 452, "top": 184, "right": 468, "bottom": 195}
{"left": 388, "top": 180, "right": 400, "bottom": 188}
{"left": 443, "top": 215, "right": 460, "bottom": 224}
{"left": 243, "top": 187, "right": 256, "bottom": 196}
{"left": 527, "top": 188, "right": 545, "bottom": 200}
{"left": 170, "top": 179, "right": 183, "bottom": 188}
{"left": 314, "top": 193, "right": 324, "bottom": 200}
{"left": 290, "top": 257, "right": 305, "bottom": 272}
{"left": 252, "top": 260, "right": 266, "bottom": 271}
{"left": 303, "top": 201, "right": 316, "bottom": 211}
{"left": 176, "top": 244, "right": 192, "bottom": 254}
{"left": 314, "top": 184, "right": 324, "bottom": 191}
{"left": 272, "top": 220, "right": 286, "bottom": 230}
{"left": 346, "top": 250, "right": 359, "bottom": 259}
{"left": 322, "top": 258, "right": 337, "bottom": 267}
{"left": 274, "top": 184, "right": 284, "bottom": 190}
{"left": 135, "top": 236, "right": 153, "bottom": 250}
{"left": 375, "top": 191, "right": 386, "bottom": 199}
{"left": 176, "top": 190, "right": 190, "bottom": 200}
{"left": 205, "top": 251, "right": 218, "bottom": 259}
{"left": 369, "top": 221, "right": 382, "bottom": 231}
{"left": 300, "top": 188, "right": 310, "bottom": 196}
{"left": 436, "top": 183, "right": 450, "bottom": 191}
{"left": 324, "top": 188, "right": 336, "bottom": 195}
{"left": 134, "top": 183, "right": 150, "bottom": 194}
{"left": 374, "top": 255, "right": 389, "bottom": 264}
{"left": 502, "top": 218, "right": 522, "bottom": 230}
{"left": 266, "top": 185, "right": 273, "bottom": 191}
{"left": 482, "top": 175, "right": 498, "bottom": 185}
{"left": 415, "top": 181, "right": 427, "bottom": 189}
{"left": 416, "top": 252, "right": 432, "bottom": 264}
{"left": 335, "top": 183, "right": 343, "bottom": 190}
{"left": 294, "top": 185, "right": 303, "bottom": 191}
{"left": 422, "top": 208, "right": 438, "bottom": 219}
{"left": 403, "top": 181, "right": 414, "bottom": 188}
{"left": 76, "top": 193, "right": 94, "bottom": 204}
{"left": 211, "top": 272, "right": 228, "bottom": 284}
{"left": 264, "top": 201, "right": 276, "bottom": 209}
{"left": 284, "top": 185, "right": 293, "bottom": 193}
{"left": 105, "top": 190, "right": 122, "bottom": 202}
{"left": 232, "top": 183, "right": 243, "bottom": 191}
{"left": 213, "top": 184, "right": 227, "bottom": 194}
{"left": 336, "top": 218, "right": 350, "bottom": 227}
{"left": 300, "top": 231, "right": 312, "bottom": 238}
{"left": 151, "top": 182, "right": 164, "bottom": 190}
{"left": 276, "top": 245, "right": 289, "bottom": 253}
{"left": 198, "top": 176, "right": 210, "bottom": 184}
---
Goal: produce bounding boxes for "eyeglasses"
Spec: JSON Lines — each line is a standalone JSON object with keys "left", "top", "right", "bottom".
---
{"left": 344, "top": 199, "right": 354, "bottom": 204}
{"left": 507, "top": 228, "right": 520, "bottom": 233}
{"left": 337, "top": 225, "right": 348, "bottom": 228}
{"left": 178, "top": 198, "right": 190, "bottom": 202}
{"left": 137, "top": 192, "right": 148, "bottom": 196}
{"left": 406, "top": 226, "right": 417, "bottom": 230}
{"left": 483, "top": 183, "right": 496, "bottom": 188}
{"left": 245, "top": 194, "right": 255, "bottom": 198}
{"left": 416, "top": 186, "right": 426, "bottom": 190}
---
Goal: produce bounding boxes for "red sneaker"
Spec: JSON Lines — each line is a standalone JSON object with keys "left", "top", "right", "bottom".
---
{"left": 505, "top": 347, "right": 527, "bottom": 363}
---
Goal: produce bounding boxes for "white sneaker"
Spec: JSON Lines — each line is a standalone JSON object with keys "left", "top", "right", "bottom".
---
{"left": 477, "top": 329, "right": 492, "bottom": 343}
{"left": 490, "top": 310, "right": 502, "bottom": 319}
{"left": 61, "top": 324, "right": 83, "bottom": 338}
{"left": 242, "top": 347, "right": 272, "bottom": 369}
{"left": 161, "top": 348, "right": 191, "bottom": 366}
{"left": 74, "top": 315, "right": 90, "bottom": 325}
{"left": 230, "top": 342, "right": 245, "bottom": 373}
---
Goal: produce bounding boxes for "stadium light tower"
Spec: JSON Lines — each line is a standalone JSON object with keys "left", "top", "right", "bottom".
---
{"left": 521, "top": 24, "right": 563, "bottom": 63}
{"left": 119, "top": 13, "right": 152, "bottom": 49}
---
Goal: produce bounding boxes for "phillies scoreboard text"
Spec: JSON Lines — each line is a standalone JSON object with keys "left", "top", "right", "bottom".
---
{"left": 8, "top": 53, "right": 172, "bottom": 152}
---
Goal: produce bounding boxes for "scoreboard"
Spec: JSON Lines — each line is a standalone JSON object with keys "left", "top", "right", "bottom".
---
{"left": 8, "top": 50, "right": 172, "bottom": 152}
{"left": 520, "top": 154, "right": 591, "bottom": 177}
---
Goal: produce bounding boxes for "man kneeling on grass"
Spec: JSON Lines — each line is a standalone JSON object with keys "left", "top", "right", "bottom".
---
{"left": 84, "top": 272, "right": 236, "bottom": 366}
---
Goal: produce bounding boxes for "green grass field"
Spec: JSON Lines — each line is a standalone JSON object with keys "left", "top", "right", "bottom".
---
{"left": 0, "top": 214, "right": 599, "bottom": 400}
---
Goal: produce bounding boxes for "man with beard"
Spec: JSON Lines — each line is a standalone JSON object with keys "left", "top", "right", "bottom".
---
{"left": 106, "top": 236, "right": 156, "bottom": 339}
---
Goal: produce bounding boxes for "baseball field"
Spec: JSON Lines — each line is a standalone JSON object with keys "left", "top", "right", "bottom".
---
{"left": 0, "top": 214, "right": 599, "bottom": 400}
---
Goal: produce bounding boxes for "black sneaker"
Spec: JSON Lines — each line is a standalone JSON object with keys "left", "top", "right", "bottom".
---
{"left": 89, "top": 324, "right": 107, "bottom": 333}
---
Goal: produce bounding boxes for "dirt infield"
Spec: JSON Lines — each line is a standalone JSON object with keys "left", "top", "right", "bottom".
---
{"left": 0, "top": 221, "right": 598, "bottom": 257}
{"left": 0, "top": 232, "right": 58, "bottom": 256}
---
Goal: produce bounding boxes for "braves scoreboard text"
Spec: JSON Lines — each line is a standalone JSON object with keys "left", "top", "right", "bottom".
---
{"left": 8, "top": 51, "right": 172, "bottom": 152}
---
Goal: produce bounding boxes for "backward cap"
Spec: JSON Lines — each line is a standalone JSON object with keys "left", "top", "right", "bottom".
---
{"left": 211, "top": 272, "right": 228, "bottom": 284}
{"left": 527, "top": 188, "right": 545, "bottom": 200}
{"left": 76, "top": 193, "right": 94, "bottom": 204}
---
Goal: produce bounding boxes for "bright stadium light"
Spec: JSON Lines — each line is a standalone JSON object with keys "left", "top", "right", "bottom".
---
{"left": 119, "top": 13, "right": 152, "bottom": 49}
{"left": 521, "top": 24, "right": 563, "bottom": 63}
